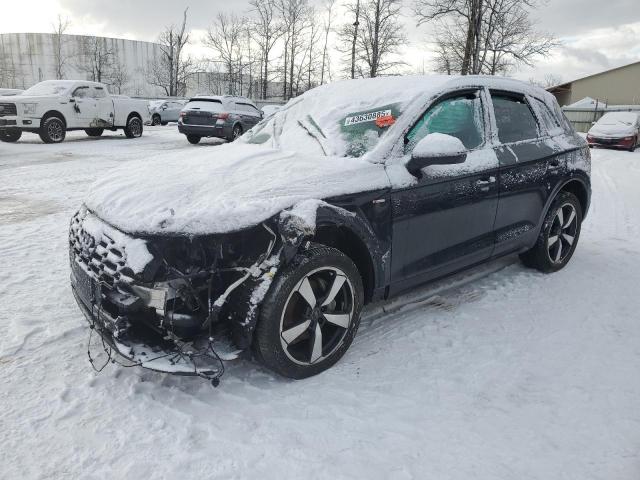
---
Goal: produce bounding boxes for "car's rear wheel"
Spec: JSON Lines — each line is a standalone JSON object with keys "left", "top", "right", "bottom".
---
{"left": 39, "top": 116, "right": 66, "bottom": 143}
{"left": 254, "top": 245, "right": 364, "bottom": 379}
{"left": 124, "top": 116, "right": 143, "bottom": 138}
{"left": 85, "top": 128, "right": 104, "bottom": 137}
{"left": 0, "top": 129, "right": 21, "bottom": 142}
{"left": 186, "top": 135, "right": 201, "bottom": 144}
{"left": 151, "top": 114, "right": 161, "bottom": 126}
{"left": 520, "top": 191, "right": 583, "bottom": 273}
{"left": 229, "top": 124, "right": 243, "bottom": 142}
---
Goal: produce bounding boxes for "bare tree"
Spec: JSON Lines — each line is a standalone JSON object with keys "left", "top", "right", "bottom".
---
{"left": 51, "top": 15, "right": 70, "bottom": 80}
{"left": 278, "top": 0, "right": 312, "bottom": 100}
{"left": 338, "top": 0, "right": 407, "bottom": 78}
{"left": 416, "top": 0, "right": 556, "bottom": 75}
{"left": 76, "top": 37, "right": 115, "bottom": 83}
{"left": 529, "top": 73, "right": 562, "bottom": 88}
{"left": 249, "top": 0, "right": 284, "bottom": 99}
{"left": 320, "top": 0, "right": 337, "bottom": 84}
{"left": 147, "top": 9, "right": 194, "bottom": 96}
{"left": 108, "top": 60, "right": 130, "bottom": 94}
{"left": 0, "top": 48, "right": 17, "bottom": 88}
{"left": 205, "top": 13, "right": 246, "bottom": 95}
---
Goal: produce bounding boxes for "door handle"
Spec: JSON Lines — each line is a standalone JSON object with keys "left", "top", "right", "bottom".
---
{"left": 475, "top": 176, "right": 496, "bottom": 192}
{"left": 548, "top": 159, "right": 562, "bottom": 170}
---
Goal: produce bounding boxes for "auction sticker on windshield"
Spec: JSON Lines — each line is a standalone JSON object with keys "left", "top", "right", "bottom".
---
{"left": 344, "top": 109, "right": 392, "bottom": 126}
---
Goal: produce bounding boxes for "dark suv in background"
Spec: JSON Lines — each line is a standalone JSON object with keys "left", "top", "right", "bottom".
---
{"left": 178, "top": 95, "right": 262, "bottom": 144}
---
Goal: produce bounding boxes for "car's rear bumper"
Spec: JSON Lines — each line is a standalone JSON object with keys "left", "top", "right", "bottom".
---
{"left": 178, "top": 123, "right": 230, "bottom": 139}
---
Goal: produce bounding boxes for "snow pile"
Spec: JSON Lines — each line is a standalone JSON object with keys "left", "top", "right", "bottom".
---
{"left": 85, "top": 143, "right": 391, "bottom": 235}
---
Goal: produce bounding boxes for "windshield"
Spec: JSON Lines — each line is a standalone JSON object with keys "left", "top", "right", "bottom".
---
{"left": 598, "top": 112, "right": 638, "bottom": 126}
{"left": 22, "top": 81, "right": 72, "bottom": 96}
{"left": 242, "top": 93, "right": 405, "bottom": 157}
{"left": 239, "top": 76, "right": 455, "bottom": 158}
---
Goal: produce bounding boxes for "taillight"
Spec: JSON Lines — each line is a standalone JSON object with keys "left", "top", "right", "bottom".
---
{"left": 217, "top": 113, "right": 229, "bottom": 120}
{"left": 179, "top": 111, "right": 186, "bottom": 118}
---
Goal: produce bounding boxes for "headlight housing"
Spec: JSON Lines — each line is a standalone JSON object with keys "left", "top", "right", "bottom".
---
{"left": 22, "top": 103, "right": 37, "bottom": 115}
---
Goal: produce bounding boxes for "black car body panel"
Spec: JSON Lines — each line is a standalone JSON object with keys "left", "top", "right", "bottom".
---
{"left": 70, "top": 76, "right": 591, "bottom": 379}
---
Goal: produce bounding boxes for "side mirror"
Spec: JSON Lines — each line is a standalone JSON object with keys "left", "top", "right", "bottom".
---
{"left": 406, "top": 133, "right": 467, "bottom": 177}
{"left": 161, "top": 105, "right": 167, "bottom": 110}
{"left": 69, "top": 98, "right": 75, "bottom": 103}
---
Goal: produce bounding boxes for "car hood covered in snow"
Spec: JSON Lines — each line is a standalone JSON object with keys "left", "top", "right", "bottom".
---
{"left": 85, "top": 143, "right": 396, "bottom": 236}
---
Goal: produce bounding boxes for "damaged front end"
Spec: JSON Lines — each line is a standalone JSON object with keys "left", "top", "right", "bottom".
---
{"left": 69, "top": 206, "right": 310, "bottom": 385}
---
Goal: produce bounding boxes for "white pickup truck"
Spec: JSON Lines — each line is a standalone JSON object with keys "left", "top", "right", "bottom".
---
{"left": 0, "top": 80, "right": 150, "bottom": 144}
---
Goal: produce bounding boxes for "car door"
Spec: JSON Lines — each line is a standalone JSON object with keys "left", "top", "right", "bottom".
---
{"left": 69, "top": 85, "right": 96, "bottom": 127}
{"left": 162, "top": 101, "right": 180, "bottom": 122}
{"left": 91, "top": 86, "right": 114, "bottom": 128}
{"left": 488, "top": 91, "right": 563, "bottom": 257}
{"left": 389, "top": 88, "right": 500, "bottom": 292}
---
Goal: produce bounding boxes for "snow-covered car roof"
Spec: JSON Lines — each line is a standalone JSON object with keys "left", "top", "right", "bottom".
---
{"left": 241, "top": 75, "right": 556, "bottom": 160}
{"left": 596, "top": 112, "right": 639, "bottom": 125}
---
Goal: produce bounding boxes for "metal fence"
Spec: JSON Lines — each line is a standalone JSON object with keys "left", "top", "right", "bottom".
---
{"left": 562, "top": 104, "right": 640, "bottom": 132}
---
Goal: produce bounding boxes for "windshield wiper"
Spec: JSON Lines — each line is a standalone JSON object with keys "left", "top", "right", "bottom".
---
{"left": 298, "top": 115, "right": 331, "bottom": 156}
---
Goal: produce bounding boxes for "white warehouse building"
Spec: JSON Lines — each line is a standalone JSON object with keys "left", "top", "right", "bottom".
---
{"left": 0, "top": 33, "right": 165, "bottom": 97}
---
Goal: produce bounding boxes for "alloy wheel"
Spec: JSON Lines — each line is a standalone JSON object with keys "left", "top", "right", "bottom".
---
{"left": 548, "top": 202, "right": 578, "bottom": 264}
{"left": 48, "top": 121, "right": 64, "bottom": 142}
{"left": 279, "top": 267, "right": 354, "bottom": 365}
{"left": 129, "top": 118, "right": 142, "bottom": 137}
{"left": 233, "top": 126, "right": 242, "bottom": 139}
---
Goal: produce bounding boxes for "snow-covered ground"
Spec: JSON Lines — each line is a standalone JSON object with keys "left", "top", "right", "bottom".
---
{"left": 1, "top": 127, "right": 640, "bottom": 479}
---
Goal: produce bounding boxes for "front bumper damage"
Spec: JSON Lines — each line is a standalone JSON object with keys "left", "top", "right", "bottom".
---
{"left": 69, "top": 207, "right": 305, "bottom": 385}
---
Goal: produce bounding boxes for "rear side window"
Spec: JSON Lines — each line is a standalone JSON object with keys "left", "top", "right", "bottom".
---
{"left": 92, "top": 87, "right": 107, "bottom": 99}
{"left": 531, "top": 97, "right": 562, "bottom": 135}
{"left": 405, "top": 92, "right": 484, "bottom": 153}
{"left": 491, "top": 93, "right": 539, "bottom": 143}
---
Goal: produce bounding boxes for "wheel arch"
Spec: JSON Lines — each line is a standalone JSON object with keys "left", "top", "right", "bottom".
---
{"left": 559, "top": 178, "right": 590, "bottom": 219}
{"left": 127, "top": 111, "right": 142, "bottom": 123}
{"left": 41, "top": 110, "right": 67, "bottom": 127}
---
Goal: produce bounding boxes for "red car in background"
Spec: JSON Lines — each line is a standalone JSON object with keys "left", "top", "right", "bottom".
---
{"left": 587, "top": 112, "right": 640, "bottom": 152}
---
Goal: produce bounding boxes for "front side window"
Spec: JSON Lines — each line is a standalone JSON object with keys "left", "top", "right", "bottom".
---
{"left": 72, "top": 86, "right": 89, "bottom": 99}
{"left": 491, "top": 93, "right": 539, "bottom": 143}
{"left": 405, "top": 92, "right": 484, "bottom": 154}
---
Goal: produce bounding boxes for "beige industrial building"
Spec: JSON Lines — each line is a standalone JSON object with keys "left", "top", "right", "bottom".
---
{"left": 549, "top": 60, "right": 640, "bottom": 107}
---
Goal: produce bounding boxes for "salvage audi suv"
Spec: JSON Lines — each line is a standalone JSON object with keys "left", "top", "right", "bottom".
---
{"left": 70, "top": 75, "right": 591, "bottom": 383}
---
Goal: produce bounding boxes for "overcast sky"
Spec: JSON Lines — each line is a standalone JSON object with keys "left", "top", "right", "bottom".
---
{"left": 1, "top": 0, "right": 639, "bottom": 84}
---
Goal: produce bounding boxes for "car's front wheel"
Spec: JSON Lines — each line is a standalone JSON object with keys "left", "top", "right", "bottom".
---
{"left": 39, "top": 116, "right": 66, "bottom": 143}
{"left": 254, "top": 245, "right": 364, "bottom": 379}
{"left": 520, "top": 191, "right": 583, "bottom": 273}
{"left": 186, "top": 135, "right": 201, "bottom": 144}
{"left": 0, "top": 129, "right": 21, "bottom": 142}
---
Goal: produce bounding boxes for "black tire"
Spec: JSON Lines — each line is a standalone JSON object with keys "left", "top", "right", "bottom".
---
{"left": 229, "top": 124, "right": 243, "bottom": 142}
{"left": 85, "top": 128, "right": 104, "bottom": 137}
{"left": 186, "top": 135, "right": 201, "bottom": 145}
{"left": 151, "top": 114, "right": 161, "bottom": 126}
{"left": 254, "top": 245, "right": 364, "bottom": 379}
{"left": 124, "top": 115, "right": 143, "bottom": 138}
{"left": 520, "top": 191, "right": 583, "bottom": 273}
{"left": 39, "top": 116, "right": 66, "bottom": 143}
{"left": 161, "top": 121, "right": 168, "bottom": 126}
{"left": 0, "top": 129, "right": 21, "bottom": 142}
